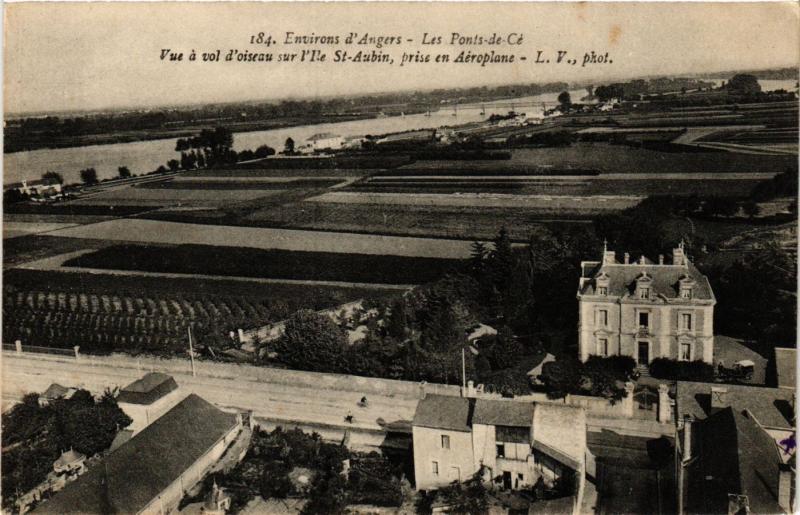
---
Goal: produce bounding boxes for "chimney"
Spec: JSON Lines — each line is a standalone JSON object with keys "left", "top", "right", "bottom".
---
{"left": 623, "top": 253, "right": 630, "bottom": 264}
{"left": 682, "top": 415, "right": 694, "bottom": 461}
{"left": 778, "top": 464, "right": 794, "bottom": 514}
{"left": 659, "top": 254, "right": 664, "bottom": 265}
{"left": 673, "top": 243, "right": 686, "bottom": 266}
{"left": 603, "top": 250, "right": 616, "bottom": 265}
{"left": 710, "top": 386, "right": 729, "bottom": 412}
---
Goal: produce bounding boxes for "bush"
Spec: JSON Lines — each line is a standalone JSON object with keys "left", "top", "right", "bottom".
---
{"left": 649, "top": 358, "right": 714, "bottom": 382}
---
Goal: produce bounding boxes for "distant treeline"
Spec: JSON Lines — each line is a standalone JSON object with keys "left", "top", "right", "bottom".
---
{"left": 693, "top": 67, "right": 799, "bottom": 81}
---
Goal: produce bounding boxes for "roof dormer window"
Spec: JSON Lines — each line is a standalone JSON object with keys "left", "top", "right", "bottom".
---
{"left": 595, "top": 272, "right": 610, "bottom": 296}
{"left": 635, "top": 272, "right": 653, "bottom": 300}
{"left": 678, "top": 274, "right": 696, "bottom": 300}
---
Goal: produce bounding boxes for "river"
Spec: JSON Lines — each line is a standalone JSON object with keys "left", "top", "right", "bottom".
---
{"left": 4, "top": 80, "right": 796, "bottom": 186}
{"left": 3, "top": 88, "right": 589, "bottom": 186}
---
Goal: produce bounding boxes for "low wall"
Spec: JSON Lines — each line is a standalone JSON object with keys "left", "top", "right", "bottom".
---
{"left": 53, "top": 350, "right": 462, "bottom": 400}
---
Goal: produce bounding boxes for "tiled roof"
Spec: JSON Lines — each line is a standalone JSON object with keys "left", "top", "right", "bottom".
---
{"left": 472, "top": 398, "right": 533, "bottom": 427}
{"left": 688, "top": 407, "right": 783, "bottom": 515}
{"left": 579, "top": 261, "right": 713, "bottom": 301}
{"left": 116, "top": 372, "right": 178, "bottom": 405}
{"left": 35, "top": 394, "right": 238, "bottom": 514}
{"left": 412, "top": 394, "right": 472, "bottom": 432}
{"left": 774, "top": 347, "right": 796, "bottom": 389}
{"left": 676, "top": 381, "right": 794, "bottom": 429}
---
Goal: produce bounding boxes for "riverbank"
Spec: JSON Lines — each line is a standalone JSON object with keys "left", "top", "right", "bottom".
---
{"left": 4, "top": 113, "right": 375, "bottom": 154}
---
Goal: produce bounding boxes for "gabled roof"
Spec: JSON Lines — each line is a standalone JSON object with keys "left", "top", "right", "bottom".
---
{"left": 116, "top": 372, "right": 178, "bottom": 405}
{"left": 473, "top": 398, "right": 533, "bottom": 427}
{"left": 774, "top": 347, "right": 796, "bottom": 390}
{"left": 412, "top": 394, "right": 472, "bottom": 432}
{"left": 688, "top": 407, "right": 783, "bottom": 515}
{"left": 35, "top": 394, "right": 238, "bottom": 514}
{"left": 676, "top": 381, "right": 794, "bottom": 429}
{"left": 579, "top": 261, "right": 713, "bottom": 301}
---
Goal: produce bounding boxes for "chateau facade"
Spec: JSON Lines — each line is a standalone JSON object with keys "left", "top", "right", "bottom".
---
{"left": 576, "top": 243, "right": 716, "bottom": 365}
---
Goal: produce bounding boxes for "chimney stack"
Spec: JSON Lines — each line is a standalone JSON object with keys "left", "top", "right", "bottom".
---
{"left": 710, "top": 386, "right": 729, "bottom": 412}
{"left": 659, "top": 254, "right": 664, "bottom": 265}
{"left": 603, "top": 250, "right": 616, "bottom": 265}
{"left": 673, "top": 242, "right": 687, "bottom": 266}
{"left": 623, "top": 253, "right": 630, "bottom": 264}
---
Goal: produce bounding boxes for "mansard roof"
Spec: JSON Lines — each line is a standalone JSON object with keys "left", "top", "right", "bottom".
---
{"left": 579, "top": 260, "right": 713, "bottom": 301}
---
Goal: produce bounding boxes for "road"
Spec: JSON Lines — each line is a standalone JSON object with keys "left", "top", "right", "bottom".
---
{"left": 2, "top": 352, "right": 419, "bottom": 450}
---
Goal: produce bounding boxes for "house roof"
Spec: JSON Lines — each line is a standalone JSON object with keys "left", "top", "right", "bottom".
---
{"left": 54, "top": 449, "right": 86, "bottom": 468}
{"left": 532, "top": 403, "right": 586, "bottom": 467}
{"left": 579, "top": 259, "right": 713, "bottom": 301}
{"left": 412, "top": 394, "right": 472, "bottom": 432}
{"left": 688, "top": 407, "right": 783, "bottom": 515}
{"left": 472, "top": 398, "right": 533, "bottom": 427}
{"left": 676, "top": 381, "right": 794, "bottom": 429}
{"left": 40, "top": 383, "right": 70, "bottom": 400}
{"left": 35, "top": 394, "right": 238, "bottom": 514}
{"left": 774, "top": 347, "right": 796, "bottom": 389}
{"left": 116, "top": 372, "right": 178, "bottom": 405}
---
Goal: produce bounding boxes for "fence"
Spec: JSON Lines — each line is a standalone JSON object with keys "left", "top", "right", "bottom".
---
{"left": 4, "top": 340, "right": 77, "bottom": 357}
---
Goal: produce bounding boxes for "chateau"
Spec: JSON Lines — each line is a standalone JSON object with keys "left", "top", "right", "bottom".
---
{"left": 576, "top": 242, "right": 715, "bottom": 365}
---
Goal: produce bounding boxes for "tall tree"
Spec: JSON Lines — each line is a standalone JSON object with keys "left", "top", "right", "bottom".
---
{"left": 79, "top": 168, "right": 98, "bottom": 185}
{"left": 42, "top": 171, "right": 64, "bottom": 184}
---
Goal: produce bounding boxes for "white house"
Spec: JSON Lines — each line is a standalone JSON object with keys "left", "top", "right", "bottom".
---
{"left": 305, "top": 132, "right": 344, "bottom": 151}
{"left": 412, "top": 394, "right": 586, "bottom": 502}
{"left": 576, "top": 242, "right": 716, "bottom": 365}
{"left": 5, "top": 178, "right": 63, "bottom": 199}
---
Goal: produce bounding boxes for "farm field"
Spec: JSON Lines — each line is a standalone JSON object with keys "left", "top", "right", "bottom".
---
{"left": 137, "top": 178, "right": 343, "bottom": 190}
{"left": 3, "top": 222, "right": 80, "bottom": 240}
{"left": 309, "top": 191, "right": 645, "bottom": 210}
{"left": 69, "top": 183, "right": 282, "bottom": 206}
{"left": 3, "top": 235, "right": 122, "bottom": 269}
{"left": 184, "top": 167, "right": 381, "bottom": 178}
{"left": 62, "top": 244, "right": 464, "bottom": 285}
{"left": 3, "top": 268, "right": 399, "bottom": 356}
{"left": 345, "top": 178, "right": 763, "bottom": 197}
{"left": 43, "top": 218, "right": 478, "bottom": 258}
{"left": 3, "top": 203, "right": 155, "bottom": 216}
{"left": 391, "top": 143, "right": 798, "bottom": 174}
{"left": 243, "top": 201, "right": 588, "bottom": 240}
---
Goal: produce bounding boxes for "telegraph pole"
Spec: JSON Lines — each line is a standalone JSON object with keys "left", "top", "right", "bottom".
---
{"left": 187, "top": 325, "right": 196, "bottom": 377}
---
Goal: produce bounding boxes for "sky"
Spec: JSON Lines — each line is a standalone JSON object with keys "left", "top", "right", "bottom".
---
{"left": 4, "top": 2, "right": 799, "bottom": 115}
